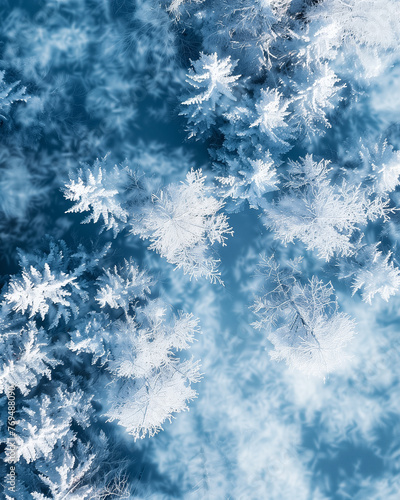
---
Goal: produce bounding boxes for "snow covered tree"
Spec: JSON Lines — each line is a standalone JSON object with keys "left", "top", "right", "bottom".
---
{"left": 104, "top": 307, "right": 201, "bottom": 440}
{"left": 67, "top": 313, "right": 109, "bottom": 370}
{"left": 218, "top": 91, "right": 292, "bottom": 164}
{"left": 304, "top": 0, "right": 400, "bottom": 84}
{"left": 105, "top": 359, "right": 200, "bottom": 440}
{"left": 290, "top": 63, "right": 344, "bottom": 137}
{"left": 69, "top": 310, "right": 201, "bottom": 441}
{"left": 96, "top": 258, "right": 153, "bottom": 313}
{"left": 73, "top": 285, "right": 201, "bottom": 439}
{"left": 64, "top": 155, "right": 140, "bottom": 237}
{"left": 216, "top": 153, "right": 279, "bottom": 210}
{"left": 133, "top": 168, "right": 233, "bottom": 283}
{"left": 5, "top": 386, "right": 92, "bottom": 464}
{"left": 249, "top": 88, "right": 292, "bottom": 146}
{"left": 264, "top": 155, "right": 392, "bottom": 260}
{"left": 309, "top": 0, "right": 400, "bottom": 52}
{"left": 170, "top": 0, "right": 292, "bottom": 75}
{"left": 360, "top": 140, "right": 400, "bottom": 196}
{"left": 181, "top": 53, "right": 241, "bottom": 138}
{"left": 3, "top": 242, "right": 99, "bottom": 328}
{"left": 30, "top": 434, "right": 130, "bottom": 500}
{"left": 252, "top": 256, "right": 356, "bottom": 377}
{"left": 0, "top": 318, "right": 58, "bottom": 396}
{"left": 0, "top": 71, "right": 29, "bottom": 120}
{"left": 31, "top": 441, "right": 98, "bottom": 500}
{"left": 210, "top": 88, "right": 291, "bottom": 210}
{"left": 4, "top": 263, "right": 82, "bottom": 328}
{"left": 69, "top": 298, "right": 201, "bottom": 442}
{"left": 105, "top": 304, "right": 200, "bottom": 378}
{"left": 340, "top": 245, "right": 400, "bottom": 304}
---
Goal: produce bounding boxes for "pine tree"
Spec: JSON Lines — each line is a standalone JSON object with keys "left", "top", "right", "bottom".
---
{"left": 252, "top": 257, "right": 356, "bottom": 377}
{"left": 264, "top": 155, "right": 391, "bottom": 260}
{"left": 133, "top": 168, "right": 232, "bottom": 283}
{"left": 181, "top": 53, "right": 241, "bottom": 139}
